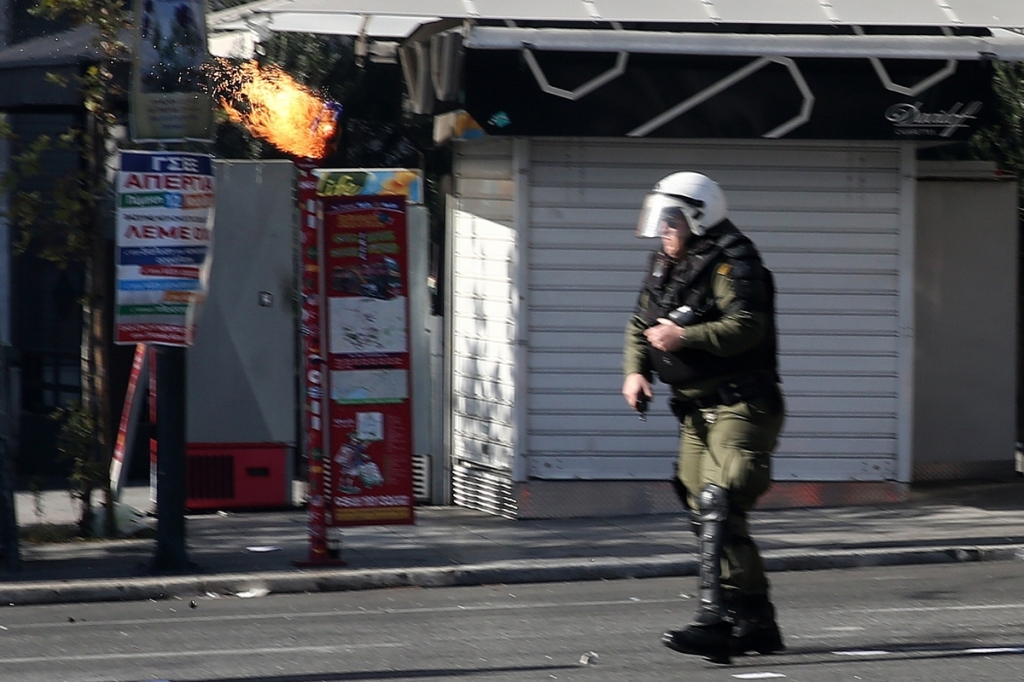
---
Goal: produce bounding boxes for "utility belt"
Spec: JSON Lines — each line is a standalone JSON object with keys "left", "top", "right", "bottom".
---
{"left": 670, "top": 373, "right": 781, "bottom": 421}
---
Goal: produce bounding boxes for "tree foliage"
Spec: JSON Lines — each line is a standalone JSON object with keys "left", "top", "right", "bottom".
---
{"left": 972, "top": 61, "right": 1024, "bottom": 216}
{"left": 51, "top": 402, "right": 106, "bottom": 504}
{"left": 2, "top": 130, "right": 94, "bottom": 265}
{"left": 0, "top": 0, "right": 131, "bottom": 537}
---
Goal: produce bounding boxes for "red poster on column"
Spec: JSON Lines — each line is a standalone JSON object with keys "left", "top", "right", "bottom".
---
{"left": 323, "top": 195, "right": 415, "bottom": 526}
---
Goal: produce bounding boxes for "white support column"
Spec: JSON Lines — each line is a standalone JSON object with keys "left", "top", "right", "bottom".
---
{"left": 896, "top": 142, "right": 917, "bottom": 484}
{"left": 441, "top": 186, "right": 458, "bottom": 505}
{"left": 510, "top": 137, "right": 530, "bottom": 483}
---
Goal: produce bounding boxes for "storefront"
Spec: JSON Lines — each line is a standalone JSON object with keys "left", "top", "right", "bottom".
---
{"left": 209, "top": 1, "right": 1024, "bottom": 517}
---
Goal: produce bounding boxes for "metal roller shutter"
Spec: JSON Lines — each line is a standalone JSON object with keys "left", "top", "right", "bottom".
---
{"left": 525, "top": 138, "right": 903, "bottom": 483}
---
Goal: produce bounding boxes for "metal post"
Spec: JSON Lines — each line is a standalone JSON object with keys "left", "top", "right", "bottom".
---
{"left": 151, "top": 344, "right": 189, "bottom": 572}
{"left": 0, "top": 343, "right": 19, "bottom": 571}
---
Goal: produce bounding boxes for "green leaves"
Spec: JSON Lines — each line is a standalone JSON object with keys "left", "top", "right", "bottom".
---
{"left": 50, "top": 402, "right": 106, "bottom": 502}
{"left": 2, "top": 0, "right": 129, "bottom": 265}
{"left": 970, "top": 61, "right": 1024, "bottom": 218}
{"left": 972, "top": 63, "right": 1024, "bottom": 172}
{"left": 2, "top": 131, "right": 94, "bottom": 266}
{"left": 44, "top": 72, "right": 70, "bottom": 88}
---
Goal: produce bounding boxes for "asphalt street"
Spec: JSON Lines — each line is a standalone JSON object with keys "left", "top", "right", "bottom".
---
{"left": 1, "top": 560, "right": 1023, "bottom": 682}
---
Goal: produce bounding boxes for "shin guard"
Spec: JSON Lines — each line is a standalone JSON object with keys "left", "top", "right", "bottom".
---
{"left": 698, "top": 484, "right": 729, "bottom": 621}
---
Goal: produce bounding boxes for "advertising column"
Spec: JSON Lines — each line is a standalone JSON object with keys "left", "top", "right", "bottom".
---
{"left": 296, "top": 161, "right": 330, "bottom": 562}
{"left": 323, "top": 190, "right": 415, "bottom": 526}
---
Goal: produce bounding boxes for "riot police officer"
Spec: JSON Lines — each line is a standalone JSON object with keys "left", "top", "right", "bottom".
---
{"left": 621, "top": 172, "right": 785, "bottom": 664}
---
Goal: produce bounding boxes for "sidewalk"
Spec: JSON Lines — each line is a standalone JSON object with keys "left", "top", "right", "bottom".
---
{"left": 2, "top": 480, "right": 1024, "bottom": 606}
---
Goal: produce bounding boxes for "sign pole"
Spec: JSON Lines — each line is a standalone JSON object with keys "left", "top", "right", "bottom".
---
{"left": 0, "top": 343, "right": 19, "bottom": 571}
{"left": 114, "top": 149, "right": 214, "bottom": 572}
{"left": 151, "top": 344, "right": 189, "bottom": 572}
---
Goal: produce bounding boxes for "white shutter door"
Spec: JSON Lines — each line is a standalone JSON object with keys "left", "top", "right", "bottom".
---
{"left": 526, "top": 138, "right": 902, "bottom": 482}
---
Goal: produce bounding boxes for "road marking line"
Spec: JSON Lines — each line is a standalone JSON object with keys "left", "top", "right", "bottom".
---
{"left": 5, "top": 597, "right": 680, "bottom": 630}
{"left": 834, "top": 650, "right": 890, "bottom": 656}
{"left": 852, "top": 603, "right": 1024, "bottom": 615}
{"left": 0, "top": 642, "right": 401, "bottom": 666}
{"left": 833, "top": 646, "right": 1024, "bottom": 658}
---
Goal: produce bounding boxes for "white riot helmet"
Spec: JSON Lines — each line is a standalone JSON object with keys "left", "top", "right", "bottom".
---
{"left": 635, "top": 171, "right": 728, "bottom": 238}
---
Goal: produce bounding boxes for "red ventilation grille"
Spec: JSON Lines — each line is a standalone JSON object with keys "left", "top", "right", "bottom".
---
{"left": 185, "top": 443, "right": 289, "bottom": 510}
{"left": 187, "top": 454, "right": 235, "bottom": 500}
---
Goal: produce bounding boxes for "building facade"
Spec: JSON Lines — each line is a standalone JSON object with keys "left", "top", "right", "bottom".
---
{"left": 447, "top": 137, "right": 1017, "bottom": 517}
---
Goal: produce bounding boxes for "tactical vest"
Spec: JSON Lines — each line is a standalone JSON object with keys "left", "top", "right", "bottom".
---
{"left": 638, "top": 222, "right": 779, "bottom": 388}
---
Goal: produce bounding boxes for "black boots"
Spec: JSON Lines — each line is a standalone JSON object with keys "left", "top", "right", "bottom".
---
{"left": 662, "top": 595, "right": 785, "bottom": 664}
{"left": 665, "top": 487, "right": 784, "bottom": 665}
{"left": 662, "top": 610, "right": 734, "bottom": 664}
{"left": 732, "top": 594, "right": 785, "bottom": 655}
{"left": 663, "top": 484, "right": 737, "bottom": 664}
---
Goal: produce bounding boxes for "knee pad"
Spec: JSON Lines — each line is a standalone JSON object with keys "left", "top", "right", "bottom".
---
{"left": 699, "top": 484, "right": 729, "bottom": 524}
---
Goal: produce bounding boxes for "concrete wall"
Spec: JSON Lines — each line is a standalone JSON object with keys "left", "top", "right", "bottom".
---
{"left": 913, "top": 170, "right": 1018, "bottom": 480}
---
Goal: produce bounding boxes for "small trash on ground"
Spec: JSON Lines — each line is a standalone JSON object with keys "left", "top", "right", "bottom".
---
{"left": 245, "top": 546, "right": 282, "bottom": 553}
{"left": 235, "top": 587, "right": 270, "bottom": 599}
{"left": 579, "top": 651, "right": 599, "bottom": 665}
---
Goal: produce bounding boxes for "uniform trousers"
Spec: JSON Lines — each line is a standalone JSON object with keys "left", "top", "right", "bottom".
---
{"left": 676, "top": 394, "right": 785, "bottom": 597}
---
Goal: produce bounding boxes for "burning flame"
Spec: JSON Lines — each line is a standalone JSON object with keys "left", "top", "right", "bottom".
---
{"left": 207, "top": 59, "right": 340, "bottom": 160}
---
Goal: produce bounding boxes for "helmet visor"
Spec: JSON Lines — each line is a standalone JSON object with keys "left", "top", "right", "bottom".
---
{"left": 635, "top": 194, "right": 695, "bottom": 238}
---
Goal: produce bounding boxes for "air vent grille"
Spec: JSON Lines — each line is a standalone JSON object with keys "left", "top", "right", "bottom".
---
{"left": 411, "top": 454, "right": 430, "bottom": 503}
{"left": 452, "top": 461, "right": 517, "bottom": 519}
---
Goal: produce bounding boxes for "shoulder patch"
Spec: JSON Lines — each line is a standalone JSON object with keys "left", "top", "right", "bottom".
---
{"left": 716, "top": 263, "right": 732, "bottom": 277}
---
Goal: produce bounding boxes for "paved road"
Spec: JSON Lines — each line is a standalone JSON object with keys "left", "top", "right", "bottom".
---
{"left": 2, "top": 560, "right": 1024, "bottom": 682}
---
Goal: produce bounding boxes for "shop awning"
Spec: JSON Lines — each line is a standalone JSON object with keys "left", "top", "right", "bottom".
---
{"left": 210, "top": 0, "right": 1024, "bottom": 28}
{"left": 464, "top": 27, "right": 1024, "bottom": 61}
{"left": 208, "top": 0, "right": 1024, "bottom": 60}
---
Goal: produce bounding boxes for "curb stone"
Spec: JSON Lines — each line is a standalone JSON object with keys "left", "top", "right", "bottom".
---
{"left": 2, "top": 544, "right": 1023, "bottom": 607}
